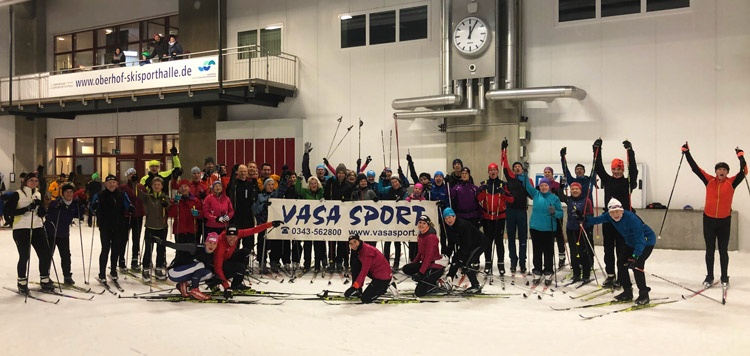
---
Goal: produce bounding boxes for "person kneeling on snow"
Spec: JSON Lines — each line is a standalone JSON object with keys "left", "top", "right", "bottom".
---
{"left": 402, "top": 215, "right": 446, "bottom": 297}
{"left": 442, "top": 208, "right": 488, "bottom": 294}
{"left": 157, "top": 232, "right": 219, "bottom": 301}
{"left": 583, "top": 198, "right": 656, "bottom": 305}
{"left": 345, "top": 234, "right": 393, "bottom": 303}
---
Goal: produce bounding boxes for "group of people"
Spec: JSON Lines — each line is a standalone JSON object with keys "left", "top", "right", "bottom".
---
{"left": 4, "top": 138, "right": 741, "bottom": 304}
{"left": 111, "top": 33, "right": 184, "bottom": 67}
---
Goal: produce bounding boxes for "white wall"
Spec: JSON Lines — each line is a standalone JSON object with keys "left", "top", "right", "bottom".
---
{"left": 523, "top": 0, "right": 750, "bottom": 249}
{"left": 225, "top": 0, "right": 446, "bottom": 175}
{"left": 0, "top": 8, "right": 8, "bottom": 78}
{"left": 0, "top": 8, "right": 12, "bottom": 189}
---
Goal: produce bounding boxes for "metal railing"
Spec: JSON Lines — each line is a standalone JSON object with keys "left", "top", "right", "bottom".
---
{"left": 0, "top": 44, "right": 298, "bottom": 107}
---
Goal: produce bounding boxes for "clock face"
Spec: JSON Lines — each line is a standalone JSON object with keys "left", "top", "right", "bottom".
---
{"left": 453, "top": 16, "right": 489, "bottom": 55}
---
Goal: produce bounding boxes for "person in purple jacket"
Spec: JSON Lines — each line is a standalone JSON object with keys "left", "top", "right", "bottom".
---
{"left": 449, "top": 167, "right": 482, "bottom": 227}
{"left": 44, "top": 183, "right": 84, "bottom": 285}
{"left": 345, "top": 234, "right": 393, "bottom": 303}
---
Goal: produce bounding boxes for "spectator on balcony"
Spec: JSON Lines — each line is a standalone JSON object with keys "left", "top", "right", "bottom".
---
{"left": 146, "top": 33, "right": 170, "bottom": 62}
{"left": 112, "top": 47, "right": 125, "bottom": 66}
{"left": 168, "top": 35, "right": 184, "bottom": 60}
{"left": 139, "top": 52, "right": 151, "bottom": 66}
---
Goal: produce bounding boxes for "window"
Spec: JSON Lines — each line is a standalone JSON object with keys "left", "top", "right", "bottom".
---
{"left": 341, "top": 14, "right": 366, "bottom": 48}
{"left": 143, "top": 135, "right": 163, "bottom": 154}
{"left": 56, "top": 138, "right": 74, "bottom": 156}
{"left": 120, "top": 136, "right": 136, "bottom": 154}
{"left": 238, "top": 27, "right": 283, "bottom": 59}
{"left": 100, "top": 137, "right": 117, "bottom": 154}
{"left": 260, "top": 28, "right": 282, "bottom": 56}
{"left": 238, "top": 30, "right": 258, "bottom": 59}
{"left": 370, "top": 11, "right": 396, "bottom": 45}
{"left": 559, "top": 0, "right": 689, "bottom": 22}
{"left": 76, "top": 138, "right": 95, "bottom": 155}
{"left": 399, "top": 6, "right": 428, "bottom": 42}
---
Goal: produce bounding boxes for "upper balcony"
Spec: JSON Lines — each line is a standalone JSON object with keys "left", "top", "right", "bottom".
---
{"left": 0, "top": 45, "right": 298, "bottom": 119}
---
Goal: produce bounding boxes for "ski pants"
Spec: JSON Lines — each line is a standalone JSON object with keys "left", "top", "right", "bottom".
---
{"left": 168, "top": 261, "right": 213, "bottom": 289}
{"left": 603, "top": 222, "right": 628, "bottom": 280}
{"left": 142, "top": 228, "right": 167, "bottom": 269}
{"left": 361, "top": 278, "right": 391, "bottom": 304}
{"left": 48, "top": 233, "right": 73, "bottom": 277}
{"left": 402, "top": 263, "right": 445, "bottom": 297}
{"left": 13, "top": 228, "right": 51, "bottom": 280}
{"left": 383, "top": 241, "right": 401, "bottom": 266}
{"left": 100, "top": 227, "right": 125, "bottom": 278}
{"left": 703, "top": 215, "right": 731, "bottom": 282}
{"left": 482, "top": 218, "right": 506, "bottom": 265}
{"left": 222, "top": 248, "right": 251, "bottom": 288}
{"left": 619, "top": 244, "right": 654, "bottom": 297}
{"left": 122, "top": 216, "right": 143, "bottom": 268}
{"left": 566, "top": 227, "right": 593, "bottom": 279}
{"left": 505, "top": 208, "right": 528, "bottom": 269}
{"left": 530, "top": 229, "right": 555, "bottom": 276}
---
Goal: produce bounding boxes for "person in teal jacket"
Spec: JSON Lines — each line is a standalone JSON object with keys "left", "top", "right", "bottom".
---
{"left": 584, "top": 198, "right": 656, "bottom": 305}
{"left": 518, "top": 174, "right": 563, "bottom": 286}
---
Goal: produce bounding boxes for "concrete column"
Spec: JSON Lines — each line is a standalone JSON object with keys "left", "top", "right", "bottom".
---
{"left": 176, "top": 0, "right": 227, "bottom": 178}
{"left": 12, "top": 0, "right": 47, "bottom": 178}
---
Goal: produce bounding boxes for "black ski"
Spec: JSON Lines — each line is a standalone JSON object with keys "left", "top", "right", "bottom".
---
{"left": 551, "top": 297, "right": 669, "bottom": 311}
{"left": 95, "top": 277, "right": 118, "bottom": 295}
{"left": 3, "top": 286, "right": 60, "bottom": 304}
{"left": 579, "top": 300, "right": 678, "bottom": 320}
{"left": 42, "top": 289, "right": 96, "bottom": 301}
{"left": 30, "top": 281, "right": 105, "bottom": 295}
{"left": 141, "top": 295, "right": 284, "bottom": 305}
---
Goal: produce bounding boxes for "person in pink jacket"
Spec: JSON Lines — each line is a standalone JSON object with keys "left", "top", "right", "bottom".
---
{"left": 344, "top": 234, "right": 393, "bottom": 303}
{"left": 202, "top": 180, "right": 234, "bottom": 237}
{"left": 402, "top": 215, "right": 445, "bottom": 296}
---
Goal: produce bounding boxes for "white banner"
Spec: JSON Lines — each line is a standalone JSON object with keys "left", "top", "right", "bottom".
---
{"left": 267, "top": 199, "right": 440, "bottom": 242}
{"left": 47, "top": 56, "right": 219, "bottom": 98}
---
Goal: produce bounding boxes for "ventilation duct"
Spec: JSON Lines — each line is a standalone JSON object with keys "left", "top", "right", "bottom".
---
{"left": 485, "top": 86, "right": 587, "bottom": 102}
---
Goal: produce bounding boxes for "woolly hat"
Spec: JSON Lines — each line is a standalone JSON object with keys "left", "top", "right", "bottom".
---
{"left": 715, "top": 162, "right": 730, "bottom": 172}
{"left": 191, "top": 166, "right": 201, "bottom": 174}
{"left": 366, "top": 170, "right": 376, "bottom": 177}
{"left": 544, "top": 166, "right": 554, "bottom": 174}
{"left": 512, "top": 161, "right": 523, "bottom": 169}
{"left": 434, "top": 170, "right": 445, "bottom": 178}
{"left": 148, "top": 160, "right": 161, "bottom": 167}
{"left": 419, "top": 172, "right": 431, "bottom": 180}
{"left": 23, "top": 172, "right": 38, "bottom": 184}
{"left": 105, "top": 174, "right": 118, "bottom": 182}
{"left": 211, "top": 180, "right": 222, "bottom": 188}
{"left": 418, "top": 215, "right": 432, "bottom": 224}
{"left": 442, "top": 207, "right": 456, "bottom": 218}
{"left": 178, "top": 179, "right": 191, "bottom": 188}
{"left": 348, "top": 234, "right": 361, "bottom": 242}
{"left": 575, "top": 163, "right": 586, "bottom": 171}
{"left": 538, "top": 178, "right": 552, "bottom": 187}
{"left": 316, "top": 164, "right": 326, "bottom": 171}
{"left": 264, "top": 178, "right": 276, "bottom": 187}
{"left": 488, "top": 163, "right": 499, "bottom": 171}
{"left": 453, "top": 158, "right": 463, "bottom": 166}
{"left": 205, "top": 232, "right": 219, "bottom": 244}
{"left": 611, "top": 158, "right": 624, "bottom": 170}
{"left": 335, "top": 163, "right": 347, "bottom": 175}
{"left": 569, "top": 182, "right": 582, "bottom": 190}
{"left": 125, "top": 168, "right": 137, "bottom": 177}
{"left": 607, "top": 198, "right": 624, "bottom": 211}
{"left": 356, "top": 173, "right": 367, "bottom": 185}
{"left": 414, "top": 183, "right": 423, "bottom": 190}
{"left": 204, "top": 157, "right": 215, "bottom": 164}
{"left": 91, "top": 172, "right": 100, "bottom": 181}
{"left": 384, "top": 167, "right": 392, "bottom": 173}
{"left": 61, "top": 182, "right": 76, "bottom": 193}
{"left": 226, "top": 225, "right": 238, "bottom": 236}
{"left": 461, "top": 167, "right": 471, "bottom": 174}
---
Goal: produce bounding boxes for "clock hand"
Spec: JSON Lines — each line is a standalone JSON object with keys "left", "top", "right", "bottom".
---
{"left": 467, "top": 23, "right": 475, "bottom": 40}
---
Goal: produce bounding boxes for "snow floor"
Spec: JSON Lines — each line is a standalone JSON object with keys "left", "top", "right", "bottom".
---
{"left": 1, "top": 225, "right": 748, "bottom": 356}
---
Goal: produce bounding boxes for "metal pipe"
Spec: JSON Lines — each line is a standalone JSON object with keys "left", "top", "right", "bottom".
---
{"left": 393, "top": 108, "right": 479, "bottom": 119}
{"left": 441, "top": 0, "right": 452, "bottom": 95}
{"left": 465, "top": 78, "right": 474, "bottom": 109}
{"left": 477, "top": 79, "right": 485, "bottom": 111}
{"left": 8, "top": 5, "right": 12, "bottom": 108}
{"left": 505, "top": 0, "right": 517, "bottom": 89}
{"left": 218, "top": 0, "right": 224, "bottom": 93}
{"left": 454, "top": 80, "right": 464, "bottom": 101}
{"left": 392, "top": 94, "right": 462, "bottom": 110}
{"left": 485, "top": 86, "right": 587, "bottom": 102}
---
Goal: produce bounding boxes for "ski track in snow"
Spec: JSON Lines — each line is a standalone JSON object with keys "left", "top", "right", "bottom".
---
{"left": 0, "top": 225, "right": 748, "bottom": 355}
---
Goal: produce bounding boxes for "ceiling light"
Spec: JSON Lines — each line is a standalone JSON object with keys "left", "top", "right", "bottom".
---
{"left": 264, "top": 25, "right": 282, "bottom": 30}
{"left": 340, "top": 14, "right": 353, "bottom": 20}
{"left": 57, "top": 37, "right": 65, "bottom": 41}
{"left": 105, "top": 29, "right": 113, "bottom": 34}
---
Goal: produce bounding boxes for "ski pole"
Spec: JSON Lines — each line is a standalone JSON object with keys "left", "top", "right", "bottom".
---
{"left": 579, "top": 223, "right": 603, "bottom": 286}
{"left": 358, "top": 118, "right": 363, "bottom": 161}
{"left": 633, "top": 267, "right": 723, "bottom": 305}
{"left": 24, "top": 205, "right": 36, "bottom": 303}
{"left": 393, "top": 114, "right": 402, "bottom": 169}
{"left": 77, "top": 205, "right": 87, "bottom": 285}
{"left": 326, "top": 116, "right": 343, "bottom": 158}
{"left": 389, "top": 130, "right": 393, "bottom": 169}
{"left": 658, "top": 152, "right": 684, "bottom": 240}
{"left": 87, "top": 215, "right": 95, "bottom": 285}
{"left": 381, "top": 130, "right": 387, "bottom": 168}
{"left": 329, "top": 125, "right": 354, "bottom": 158}
{"left": 48, "top": 209, "right": 64, "bottom": 292}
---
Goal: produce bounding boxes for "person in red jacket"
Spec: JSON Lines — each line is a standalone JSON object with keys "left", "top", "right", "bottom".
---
{"left": 119, "top": 168, "right": 146, "bottom": 271}
{"left": 682, "top": 143, "right": 746, "bottom": 288}
{"left": 169, "top": 180, "right": 203, "bottom": 244}
{"left": 402, "top": 215, "right": 446, "bottom": 297}
{"left": 344, "top": 234, "right": 393, "bottom": 303}
{"left": 477, "top": 162, "right": 514, "bottom": 276}
{"left": 202, "top": 180, "right": 234, "bottom": 237}
{"left": 212, "top": 221, "right": 282, "bottom": 298}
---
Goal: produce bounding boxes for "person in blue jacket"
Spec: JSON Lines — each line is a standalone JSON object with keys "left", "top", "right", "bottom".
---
{"left": 44, "top": 183, "right": 84, "bottom": 285}
{"left": 518, "top": 174, "right": 564, "bottom": 286}
{"left": 584, "top": 198, "right": 656, "bottom": 305}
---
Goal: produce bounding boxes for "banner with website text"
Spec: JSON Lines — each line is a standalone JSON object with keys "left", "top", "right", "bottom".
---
{"left": 47, "top": 56, "right": 219, "bottom": 97}
{"left": 266, "top": 199, "right": 440, "bottom": 242}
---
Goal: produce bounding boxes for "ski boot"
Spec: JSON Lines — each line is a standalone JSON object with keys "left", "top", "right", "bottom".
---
{"left": 602, "top": 275, "right": 616, "bottom": 288}
{"left": 558, "top": 254, "right": 566, "bottom": 268}
{"left": 484, "top": 262, "right": 492, "bottom": 274}
{"left": 721, "top": 276, "right": 729, "bottom": 289}
{"left": 571, "top": 275, "right": 582, "bottom": 283}
{"left": 142, "top": 269, "right": 152, "bottom": 283}
{"left": 391, "top": 261, "right": 400, "bottom": 272}
{"left": 465, "top": 285, "right": 482, "bottom": 294}
{"left": 109, "top": 273, "right": 118, "bottom": 282}
{"left": 40, "top": 277, "right": 55, "bottom": 293}
{"left": 326, "top": 261, "right": 335, "bottom": 274}
{"left": 544, "top": 274, "right": 553, "bottom": 286}
{"left": 498, "top": 263, "right": 506, "bottom": 276}
{"left": 130, "top": 261, "right": 141, "bottom": 272}
{"left": 270, "top": 262, "right": 280, "bottom": 274}
{"left": 520, "top": 265, "right": 528, "bottom": 274}
{"left": 177, "top": 281, "right": 190, "bottom": 297}
{"left": 17, "top": 278, "right": 29, "bottom": 294}
{"left": 64, "top": 275, "right": 76, "bottom": 285}
{"left": 335, "top": 262, "right": 344, "bottom": 274}
{"left": 614, "top": 288, "right": 633, "bottom": 302}
{"left": 233, "top": 283, "right": 252, "bottom": 292}
{"left": 189, "top": 288, "right": 211, "bottom": 301}
{"left": 155, "top": 267, "right": 167, "bottom": 280}
{"left": 703, "top": 275, "right": 714, "bottom": 289}
{"left": 532, "top": 273, "right": 542, "bottom": 285}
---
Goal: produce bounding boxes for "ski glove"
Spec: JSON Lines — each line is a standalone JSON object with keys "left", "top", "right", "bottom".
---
{"left": 501, "top": 139, "right": 508, "bottom": 150}
{"left": 736, "top": 148, "right": 744, "bottom": 157}
{"left": 356, "top": 158, "right": 362, "bottom": 168}
{"left": 128, "top": 205, "right": 136, "bottom": 214}
{"left": 593, "top": 138, "right": 603, "bottom": 152}
{"left": 560, "top": 147, "right": 567, "bottom": 157}
{"left": 406, "top": 153, "right": 413, "bottom": 163}
{"left": 304, "top": 142, "right": 313, "bottom": 154}
{"left": 625, "top": 255, "right": 637, "bottom": 269}
{"left": 323, "top": 158, "right": 330, "bottom": 166}
{"left": 160, "top": 199, "right": 170, "bottom": 208}
{"left": 191, "top": 208, "right": 199, "bottom": 217}
{"left": 548, "top": 205, "right": 556, "bottom": 216}
{"left": 365, "top": 156, "right": 372, "bottom": 165}
{"left": 412, "top": 272, "right": 425, "bottom": 282}
{"left": 272, "top": 220, "right": 283, "bottom": 227}
{"left": 372, "top": 196, "right": 379, "bottom": 202}
{"left": 623, "top": 140, "right": 632, "bottom": 150}
{"left": 574, "top": 210, "right": 584, "bottom": 223}
{"left": 344, "top": 287, "right": 360, "bottom": 298}
{"left": 174, "top": 194, "right": 182, "bottom": 202}
{"left": 681, "top": 142, "right": 689, "bottom": 153}
{"left": 170, "top": 146, "right": 178, "bottom": 156}
{"left": 223, "top": 288, "right": 233, "bottom": 299}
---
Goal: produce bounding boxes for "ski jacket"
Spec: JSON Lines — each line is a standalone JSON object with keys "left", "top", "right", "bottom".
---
{"left": 685, "top": 151, "right": 746, "bottom": 219}
{"left": 120, "top": 181, "right": 146, "bottom": 217}
{"left": 203, "top": 193, "right": 234, "bottom": 229}
{"left": 518, "top": 173, "right": 563, "bottom": 232}
{"left": 294, "top": 177, "right": 325, "bottom": 200}
{"left": 170, "top": 179, "right": 209, "bottom": 201}
{"left": 477, "top": 177, "right": 514, "bottom": 221}
{"left": 7, "top": 187, "right": 45, "bottom": 230}
{"left": 566, "top": 194, "right": 593, "bottom": 231}
{"left": 44, "top": 198, "right": 84, "bottom": 238}
{"left": 444, "top": 217, "right": 488, "bottom": 277}
{"left": 351, "top": 187, "right": 377, "bottom": 201}
{"left": 586, "top": 211, "right": 656, "bottom": 257}
{"left": 168, "top": 194, "right": 203, "bottom": 234}
{"left": 139, "top": 189, "right": 172, "bottom": 230}
{"left": 561, "top": 156, "right": 594, "bottom": 201}
{"left": 412, "top": 227, "right": 443, "bottom": 274}
{"left": 502, "top": 150, "right": 533, "bottom": 210}
{"left": 213, "top": 222, "right": 273, "bottom": 288}
{"left": 90, "top": 188, "right": 131, "bottom": 231}
{"left": 353, "top": 242, "right": 392, "bottom": 289}
{"left": 594, "top": 147, "right": 638, "bottom": 212}
{"left": 228, "top": 177, "right": 258, "bottom": 229}
{"left": 166, "top": 241, "right": 214, "bottom": 270}
{"left": 140, "top": 155, "right": 181, "bottom": 192}
{"left": 253, "top": 176, "right": 288, "bottom": 225}
{"left": 406, "top": 193, "right": 425, "bottom": 202}
{"left": 324, "top": 178, "right": 353, "bottom": 202}
{"left": 378, "top": 178, "right": 408, "bottom": 201}
{"left": 430, "top": 182, "right": 450, "bottom": 208}
{"left": 449, "top": 180, "right": 482, "bottom": 221}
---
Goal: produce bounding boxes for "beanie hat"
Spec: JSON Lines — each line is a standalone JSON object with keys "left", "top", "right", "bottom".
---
{"left": 366, "top": 170, "right": 376, "bottom": 177}
{"left": 61, "top": 182, "right": 76, "bottom": 193}
{"left": 544, "top": 166, "right": 554, "bottom": 174}
{"left": 611, "top": 159, "right": 624, "bottom": 170}
{"left": 453, "top": 158, "right": 463, "bottom": 166}
{"left": 538, "top": 178, "right": 552, "bottom": 187}
{"left": 384, "top": 167, "right": 392, "bottom": 173}
{"left": 390, "top": 175, "right": 400, "bottom": 183}
{"left": 418, "top": 215, "right": 432, "bottom": 224}
{"left": 264, "top": 178, "right": 276, "bottom": 187}
{"left": 148, "top": 160, "right": 161, "bottom": 167}
{"left": 414, "top": 183, "right": 423, "bottom": 190}
{"left": 125, "top": 168, "right": 136, "bottom": 177}
{"left": 205, "top": 157, "right": 215, "bottom": 164}
{"left": 226, "top": 225, "right": 238, "bottom": 236}
{"left": 105, "top": 174, "right": 118, "bottom": 182}
{"left": 715, "top": 162, "right": 730, "bottom": 172}
{"left": 461, "top": 167, "right": 471, "bottom": 174}
{"left": 443, "top": 207, "right": 456, "bottom": 218}
{"left": 607, "top": 198, "right": 624, "bottom": 211}
{"left": 316, "top": 164, "right": 326, "bottom": 171}
{"left": 575, "top": 163, "right": 585, "bottom": 171}
{"left": 569, "top": 182, "right": 582, "bottom": 190}
{"left": 91, "top": 172, "right": 100, "bottom": 181}
{"left": 488, "top": 163, "right": 499, "bottom": 171}
{"left": 336, "top": 163, "right": 347, "bottom": 175}
{"left": 205, "top": 232, "right": 219, "bottom": 244}
{"left": 211, "top": 180, "right": 222, "bottom": 188}
{"left": 512, "top": 161, "right": 523, "bottom": 169}
{"left": 191, "top": 166, "right": 201, "bottom": 174}
{"left": 178, "top": 179, "right": 191, "bottom": 188}
{"left": 419, "top": 172, "right": 431, "bottom": 180}
{"left": 348, "top": 234, "right": 361, "bottom": 242}
{"left": 434, "top": 170, "right": 444, "bottom": 178}
{"left": 356, "top": 173, "right": 367, "bottom": 185}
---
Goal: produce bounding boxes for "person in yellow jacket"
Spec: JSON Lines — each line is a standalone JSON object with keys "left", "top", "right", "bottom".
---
{"left": 47, "top": 173, "right": 67, "bottom": 201}
{"left": 140, "top": 146, "right": 182, "bottom": 193}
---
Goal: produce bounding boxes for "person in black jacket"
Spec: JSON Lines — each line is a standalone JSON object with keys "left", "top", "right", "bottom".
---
{"left": 443, "top": 208, "right": 488, "bottom": 293}
{"left": 323, "top": 163, "right": 353, "bottom": 273}
{"left": 85, "top": 172, "right": 102, "bottom": 227}
{"left": 90, "top": 175, "right": 134, "bottom": 282}
{"left": 44, "top": 183, "right": 84, "bottom": 285}
{"left": 226, "top": 164, "right": 258, "bottom": 267}
{"left": 146, "top": 33, "right": 169, "bottom": 61}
